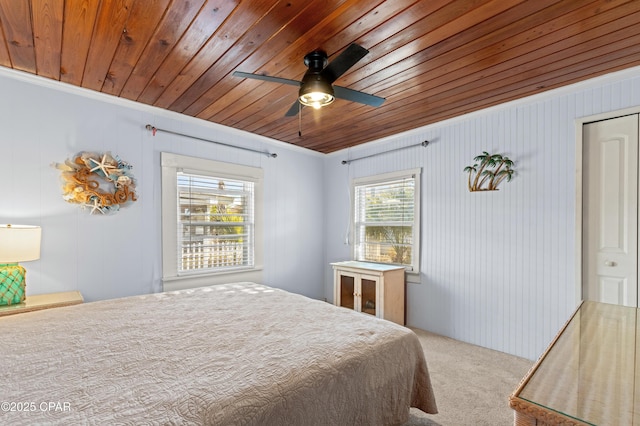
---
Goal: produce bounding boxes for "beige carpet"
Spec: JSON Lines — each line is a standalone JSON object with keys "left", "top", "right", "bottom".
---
{"left": 403, "top": 328, "right": 534, "bottom": 426}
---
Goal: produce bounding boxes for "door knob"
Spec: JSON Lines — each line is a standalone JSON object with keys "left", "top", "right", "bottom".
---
{"left": 604, "top": 260, "right": 617, "bottom": 267}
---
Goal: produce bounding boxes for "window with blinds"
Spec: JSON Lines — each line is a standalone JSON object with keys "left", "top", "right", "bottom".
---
{"left": 353, "top": 169, "right": 420, "bottom": 272}
{"left": 161, "top": 152, "right": 263, "bottom": 290}
{"left": 177, "top": 172, "right": 254, "bottom": 274}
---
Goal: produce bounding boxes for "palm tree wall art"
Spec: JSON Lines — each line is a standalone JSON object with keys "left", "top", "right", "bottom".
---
{"left": 464, "top": 151, "right": 515, "bottom": 192}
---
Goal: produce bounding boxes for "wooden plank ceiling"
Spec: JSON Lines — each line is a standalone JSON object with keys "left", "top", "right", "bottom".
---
{"left": 0, "top": 0, "right": 638, "bottom": 153}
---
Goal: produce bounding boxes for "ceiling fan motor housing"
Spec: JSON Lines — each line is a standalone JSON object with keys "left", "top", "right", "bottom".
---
{"left": 303, "top": 50, "right": 328, "bottom": 71}
{"left": 299, "top": 50, "right": 334, "bottom": 107}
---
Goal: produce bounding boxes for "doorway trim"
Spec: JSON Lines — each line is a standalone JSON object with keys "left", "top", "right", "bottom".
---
{"left": 575, "top": 105, "right": 640, "bottom": 304}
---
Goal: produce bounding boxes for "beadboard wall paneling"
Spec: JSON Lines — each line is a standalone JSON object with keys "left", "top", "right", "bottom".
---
{"left": 324, "top": 67, "right": 640, "bottom": 360}
{"left": 0, "top": 70, "right": 325, "bottom": 302}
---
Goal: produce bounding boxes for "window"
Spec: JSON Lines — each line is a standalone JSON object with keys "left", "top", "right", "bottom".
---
{"left": 177, "top": 172, "right": 254, "bottom": 273}
{"left": 352, "top": 169, "right": 420, "bottom": 273}
{"left": 161, "top": 153, "right": 263, "bottom": 290}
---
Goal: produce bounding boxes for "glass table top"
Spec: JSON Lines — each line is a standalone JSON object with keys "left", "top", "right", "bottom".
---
{"left": 511, "top": 301, "right": 639, "bottom": 425}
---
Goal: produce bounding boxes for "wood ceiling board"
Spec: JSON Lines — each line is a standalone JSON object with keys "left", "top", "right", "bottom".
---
{"left": 101, "top": 0, "right": 171, "bottom": 96}
{"left": 32, "top": 0, "right": 64, "bottom": 80}
{"left": 0, "top": 0, "right": 36, "bottom": 72}
{"left": 80, "top": 0, "right": 134, "bottom": 91}
{"left": 59, "top": 0, "right": 100, "bottom": 85}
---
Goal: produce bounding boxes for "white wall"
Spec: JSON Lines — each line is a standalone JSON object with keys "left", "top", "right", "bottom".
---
{"left": 0, "top": 69, "right": 325, "bottom": 302}
{"left": 324, "top": 66, "right": 640, "bottom": 360}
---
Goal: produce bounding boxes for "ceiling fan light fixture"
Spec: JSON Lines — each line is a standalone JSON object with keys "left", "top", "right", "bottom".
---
{"left": 299, "top": 76, "right": 334, "bottom": 109}
{"left": 299, "top": 91, "right": 335, "bottom": 109}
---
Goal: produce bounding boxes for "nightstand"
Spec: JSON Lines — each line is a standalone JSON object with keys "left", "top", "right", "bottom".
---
{"left": 331, "top": 261, "right": 405, "bottom": 325}
{"left": 0, "top": 291, "right": 83, "bottom": 317}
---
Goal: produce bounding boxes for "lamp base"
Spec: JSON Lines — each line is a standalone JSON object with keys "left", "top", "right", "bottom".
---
{"left": 0, "top": 263, "right": 26, "bottom": 306}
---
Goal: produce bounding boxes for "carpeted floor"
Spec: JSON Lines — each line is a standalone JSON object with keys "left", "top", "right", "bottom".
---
{"left": 403, "top": 329, "right": 534, "bottom": 426}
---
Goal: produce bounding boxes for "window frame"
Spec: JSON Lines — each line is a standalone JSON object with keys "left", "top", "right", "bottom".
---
{"left": 351, "top": 168, "right": 421, "bottom": 276}
{"left": 161, "top": 152, "right": 263, "bottom": 291}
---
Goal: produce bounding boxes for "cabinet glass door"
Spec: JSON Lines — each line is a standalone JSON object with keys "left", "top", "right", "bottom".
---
{"left": 339, "top": 274, "right": 355, "bottom": 309}
{"left": 360, "top": 277, "right": 377, "bottom": 316}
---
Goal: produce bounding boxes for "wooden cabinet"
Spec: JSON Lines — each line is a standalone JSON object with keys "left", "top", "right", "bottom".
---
{"left": 0, "top": 291, "right": 83, "bottom": 317}
{"left": 331, "top": 261, "right": 405, "bottom": 325}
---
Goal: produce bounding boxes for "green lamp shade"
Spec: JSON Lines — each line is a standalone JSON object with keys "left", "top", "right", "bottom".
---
{"left": 0, "top": 263, "right": 27, "bottom": 305}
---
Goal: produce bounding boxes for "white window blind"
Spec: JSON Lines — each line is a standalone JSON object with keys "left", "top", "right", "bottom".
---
{"left": 177, "top": 172, "right": 254, "bottom": 274}
{"left": 161, "top": 152, "right": 263, "bottom": 291}
{"left": 353, "top": 169, "right": 420, "bottom": 272}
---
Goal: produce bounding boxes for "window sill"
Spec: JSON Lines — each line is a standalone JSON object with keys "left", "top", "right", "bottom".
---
{"left": 163, "top": 267, "right": 264, "bottom": 291}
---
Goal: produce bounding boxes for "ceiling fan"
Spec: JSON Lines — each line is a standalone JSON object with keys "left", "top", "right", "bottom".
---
{"left": 233, "top": 43, "right": 385, "bottom": 116}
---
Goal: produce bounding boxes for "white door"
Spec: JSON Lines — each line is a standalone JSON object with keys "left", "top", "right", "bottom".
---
{"left": 583, "top": 114, "right": 639, "bottom": 307}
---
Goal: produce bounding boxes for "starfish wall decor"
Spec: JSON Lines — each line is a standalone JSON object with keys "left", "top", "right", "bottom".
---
{"left": 53, "top": 151, "right": 138, "bottom": 214}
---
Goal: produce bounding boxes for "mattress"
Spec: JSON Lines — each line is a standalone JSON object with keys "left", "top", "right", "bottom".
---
{"left": 0, "top": 282, "right": 437, "bottom": 425}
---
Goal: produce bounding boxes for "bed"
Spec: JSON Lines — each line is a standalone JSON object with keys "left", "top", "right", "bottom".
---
{"left": 0, "top": 282, "right": 437, "bottom": 425}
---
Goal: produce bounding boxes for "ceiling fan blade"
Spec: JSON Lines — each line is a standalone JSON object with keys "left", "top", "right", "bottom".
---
{"left": 284, "top": 100, "right": 302, "bottom": 117}
{"left": 334, "top": 85, "right": 385, "bottom": 107}
{"left": 321, "top": 43, "right": 369, "bottom": 84}
{"left": 232, "top": 71, "right": 300, "bottom": 87}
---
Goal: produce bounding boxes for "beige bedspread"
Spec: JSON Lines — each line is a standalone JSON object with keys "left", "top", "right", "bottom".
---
{"left": 0, "top": 282, "right": 436, "bottom": 425}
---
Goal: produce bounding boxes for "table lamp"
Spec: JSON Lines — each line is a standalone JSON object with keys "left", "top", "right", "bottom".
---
{"left": 0, "top": 224, "right": 41, "bottom": 305}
